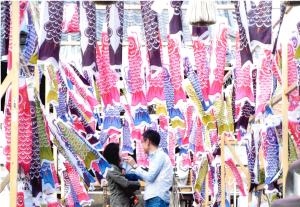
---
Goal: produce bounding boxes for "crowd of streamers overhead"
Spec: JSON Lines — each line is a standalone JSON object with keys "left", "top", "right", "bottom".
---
{"left": 1, "top": 1, "right": 300, "bottom": 206}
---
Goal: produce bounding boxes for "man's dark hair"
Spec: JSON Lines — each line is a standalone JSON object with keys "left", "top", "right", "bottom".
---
{"left": 103, "top": 143, "right": 121, "bottom": 167}
{"left": 142, "top": 129, "right": 160, "bottom": 146}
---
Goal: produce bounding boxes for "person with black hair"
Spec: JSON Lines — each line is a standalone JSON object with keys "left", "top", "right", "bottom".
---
{"left": 125, "top": 129, "right": 173, "bottom": 207}
{"left": 103, "top": 143, "right": 141, "bottom": 207}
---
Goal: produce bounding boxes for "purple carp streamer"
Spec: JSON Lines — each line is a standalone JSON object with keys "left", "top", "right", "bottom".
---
{"left": 262, "top": 124, "right": 280, "bottom": 190}
{"left": 106, "top": 2, "right": 124, "bottom": 69}
{"left": 38, "top": 1, "right": 64, "bottom": 64}
{"left": 162, "top": 67, "right": 184, "bottom": 121}
{"left": 247, "top": 0, "right": 272, "bottom": 46}
{"left": 1, "top": 1, "right": 11, "bottom": 57}
{"left": 246, "top": 132, "right": 259, "bottom": 192}
{"left": 23, "top": 10, "right": 38, "bottom": 65}
{"left": 122, "top": 120, "right": 134, "bottom": 154}
{"left": 80, "top": 1, "right": 97, "bottom": 72}
{"left": 184, "top": 57, "right": 209, "bottom": 111}
{"left": 169, "top": 1, "right": 183, "bottom": 37}
{"left": 140, "top": 1, "right": 162, "bottom": 68}
{"left": 234, "top": 1, "right": 253, "bottom": 65}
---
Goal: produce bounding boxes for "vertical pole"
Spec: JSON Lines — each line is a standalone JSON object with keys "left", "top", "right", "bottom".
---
{"left": 221, "top": 134, "right": 225, "bottom": 207}
{"left": 281, "top": 30, "right": 289, "bottom": 197}
{"left": 205, "top": 175, "right": 209, "bottom": 207}
{"left": 9, "top": 1, "right": 20, "bottom": 207}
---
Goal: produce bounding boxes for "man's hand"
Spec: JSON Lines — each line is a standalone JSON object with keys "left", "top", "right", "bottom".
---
{"left": 125, "top": 156, "right": 138, "bottom": 169}
{"left": 100, "top": 179, "right": 108, "bottom": 187}
{"left": 121, "top": 169, "right": 126, "bottom": 175}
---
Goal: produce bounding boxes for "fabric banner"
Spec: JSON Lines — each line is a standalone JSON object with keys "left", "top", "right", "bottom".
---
{"left": 80, "top": 1, "right": 97, "bottom": 72}
{"left": 209, "top": 24, "right": 227, "bottom": 100}
{"left": 140, "top": 1, "right": 162, "bottom": 68}
{"left": 106, "top": 2, "right": 124, "bottom": 69}
{"left": 247, "top": 0, "right": 272, "bottom": 47}
{"left": 4, "top": 78, "right": 32, "bottom": 174}
{"left": 96, "top": 32, "right": 120, "bottom": 107}
{"left": 62, "top": 2, "right": 79, "bottom": 33}
{"left": 167, "top": 35, "right": 186, "bottom": 104}
{"left": 38, "top": 1, "right": 64, "bottom": 65}
{"left": 127, "top": 27, "right": 147, "bottom": 107}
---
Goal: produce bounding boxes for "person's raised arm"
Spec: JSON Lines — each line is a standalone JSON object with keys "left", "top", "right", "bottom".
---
{"left": 127, "top": 154, "right": 165, "bottom": 183}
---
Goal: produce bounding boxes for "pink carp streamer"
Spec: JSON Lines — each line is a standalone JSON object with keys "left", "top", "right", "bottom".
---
{"left": 235, "top": 33, "right": 254, "bottom": 103}
{"left": 225, "top": 158, "right": 246, "bottom": 196}
{"left": 4, "top": 80, "right": 32, "bottom": 174}
{"left": 127, "top": 29, "right": 147, "bottom": 106}
{"left": 96, "top": 32, "right": 120, "bottom": 107}
{"left": 256, "top": 50, "right": 273, "bottom": 115}
{"left": 167, "top": 35, "right": 186, "bottom": 104}
{"left": 209, "top": 24, "right": 227, "bottom": 100}
{"left": 62, "top": 3, "right": 79, "bottom": 33}
{"left": 193, "top": 39, "right": 210, "bottom": 102}
{"left": 64, "top": 162, "right": 92, "bottom": 206}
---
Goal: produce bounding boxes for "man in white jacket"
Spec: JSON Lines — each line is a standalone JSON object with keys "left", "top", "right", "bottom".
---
{"left": 126, "top": 129, "right": 173, "bottom": 207}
